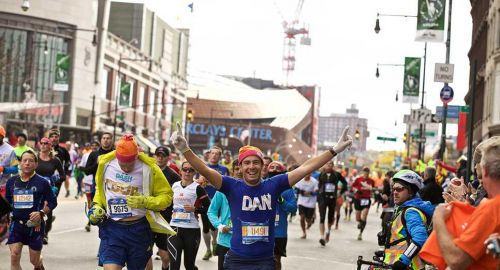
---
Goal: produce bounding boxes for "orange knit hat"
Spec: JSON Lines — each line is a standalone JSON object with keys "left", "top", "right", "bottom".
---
{"left": 115, "top": 134, "right": 139, "bottom": 162}
{"left": 238, "top": 145, "right": 264, "bottom": 164}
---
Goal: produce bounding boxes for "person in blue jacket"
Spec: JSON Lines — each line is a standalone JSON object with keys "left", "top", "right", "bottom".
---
{"left": 207, "top": 190, "right": 232, "bottom": 270}
{"left": 268, "top": 161, "right": 297, "bottom": 270}
{"left": 382, "top": 170, "right": 435, "bottom": 270}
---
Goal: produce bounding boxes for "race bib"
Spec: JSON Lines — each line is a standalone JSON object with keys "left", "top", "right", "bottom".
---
{"left": 360, "top": 199, "right": 370, "bottom": 206}
{"left": 108, "top": 198, "right": 132, "bottom": 219}
{"left": 171, "top": 208, "right": 191, "bottom": 223}
{"left": 13, "top": 189, "right": 34, "bottom": 209}
{"left": 325, "top": 183, "right": 335, "bottom": 193}
{"left": 275, "top": 213, "right": 280, "bottom": 227}
{"left": 241, "top": 220, "right": 269, "bottom": 244}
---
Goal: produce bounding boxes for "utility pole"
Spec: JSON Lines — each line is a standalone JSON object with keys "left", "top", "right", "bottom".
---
{"left": 438, "top": 0, "right": 453, "bottom": 160}
{"left": 465, "top": 61, "right": 477, "bottom": 183}
{"left": 418, "top": 42, "right": 428, "bottom": 161}
{"left": 113, "top": 54, "right": 122, "bottom": 141}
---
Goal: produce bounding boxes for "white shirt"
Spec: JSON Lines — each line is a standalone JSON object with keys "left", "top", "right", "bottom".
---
{"left": 296, "top": 177, "right": 319, "bottom": 208}
{"left": 104, "top": 159, "right": 146, "bottom": 220}
{"left": 170, "top": 181, "right": 200, "bottom": 229}
{"left": 79, "top": 152, "right": 93, "bottom": 186}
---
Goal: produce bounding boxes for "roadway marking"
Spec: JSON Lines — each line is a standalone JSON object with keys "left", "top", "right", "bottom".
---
{"left": 51, "top": 227, "right": 86, "bottom": 235}
{"left": 287, "top": 255, "right": 356, "bottom": 266}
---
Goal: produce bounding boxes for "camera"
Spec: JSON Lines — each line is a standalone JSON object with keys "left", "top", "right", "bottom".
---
{"left": 21, "top": 0, "right": 30, "bottom": 12}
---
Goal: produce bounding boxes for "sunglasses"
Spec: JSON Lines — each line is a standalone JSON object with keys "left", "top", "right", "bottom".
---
{"left": 392, "top": 186, "right": 407, "bottom": 193}
{"left": 40, "top": 142, "right": 50, "bottom": 145}
{"left": 182, "top": 167, "right": 195, "bottom": 173}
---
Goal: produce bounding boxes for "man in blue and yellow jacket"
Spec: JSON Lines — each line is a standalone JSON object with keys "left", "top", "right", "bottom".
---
{"left": 87, "top": 134, "right": 174, "bottom": 270}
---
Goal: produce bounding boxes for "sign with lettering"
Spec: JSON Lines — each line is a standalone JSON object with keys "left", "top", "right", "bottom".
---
{"left": 434, "top": 63, "right": 454, "bottom": 83}
{"left": 186, "top": 123, "right": 273, "bottom": 141}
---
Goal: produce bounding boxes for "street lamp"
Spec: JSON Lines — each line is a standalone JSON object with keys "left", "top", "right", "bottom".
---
{"left": 374, "top": 12, "right": 429, "bottom": 160}
{"left": 57, "top": 27, "right": 98, "bottom": 46}
{"left": 375, "top": 63, "right": 404, "bottom": 78}
{"left": 374, "top": 13, "right": 417, "bottom": 34}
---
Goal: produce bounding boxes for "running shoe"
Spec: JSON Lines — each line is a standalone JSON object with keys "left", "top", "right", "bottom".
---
{"left": 65, "top": 190, "right": 70, "bottom": 198}
{"left": 85, "top": 224, "right": 91, "bottom": 232}
{"left": 357, "top": 233, "right": 362, "bottom": 241}
{"left": 319, "top": 238, "right": 326, "bottom": 246}
{"left": 325, "top": 232, "right": 330, "bottom": 243}
{"left": 202, "top": 250, "right": 212, "bottom": 260}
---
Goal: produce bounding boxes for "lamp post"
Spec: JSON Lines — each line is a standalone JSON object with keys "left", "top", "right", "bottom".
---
{"left": 438, "top": 0, "right": 454, "bottom": 161}
{"left": 113, "top": 54, "right": 154, "bottom": 140}
{"left": 374, "top": 12, "right": 429, "bottom": 161}
{"left": 57, "top": 27, "right": 98, "bottom": 46}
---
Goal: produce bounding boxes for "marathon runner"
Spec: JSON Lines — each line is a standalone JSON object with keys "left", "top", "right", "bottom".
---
{"left": 343, "top": 169, "right": 356, "bottom": 222}
{"left": 79, "top": 141, "right": 100, "bottom": 232}
{"left": 5, "top": 150, "right": 57, "bottom": 270}
{"left": 170, "top": 123, "right": 352, "bottom": 269}
{"left": 146, "top": 145, "right": 180, "bottom": 270}
{"left": 294, "top": 173, "right": 318, "bottom": 239}
{"left": 47, "top": 128, "right": 71, "bottom": 198}
{"left": 268, "top": 161, "right": 297, "bottom": 270}
{"left": 167, "top": 160, "right": 210, "bottom": 270}
{"left": 317, "top": 160, "right": 347, "bottom": 246}
{"left": 87, "top": 134, "right": 174, "bottom": 270}
{"left": 351, "top": 167, "right": 375, "bottom": 240}
{"left": 13, "top": 133, "right": 33, "bottom": 161}
{"left": 36, "top": 137, "right": 64, "bottom": 245}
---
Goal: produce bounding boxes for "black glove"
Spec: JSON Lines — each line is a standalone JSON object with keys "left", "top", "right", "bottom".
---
{"left": 392, "top": 260, "right": 407, "bottom": 270}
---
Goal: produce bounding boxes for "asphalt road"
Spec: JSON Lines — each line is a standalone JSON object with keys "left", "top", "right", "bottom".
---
{"left": 0, "top": 183, "right": 382, "bottom": 269}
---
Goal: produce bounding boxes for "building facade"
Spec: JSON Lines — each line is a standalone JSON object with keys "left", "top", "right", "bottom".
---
{"left": 466, "top": 0, "right": 499, "bottom": 146}
{"left": 318, "top": 104, "right": 368, "bottom": 152}
{"left": 0, "top": 0, "right": 189, "bottom": 148}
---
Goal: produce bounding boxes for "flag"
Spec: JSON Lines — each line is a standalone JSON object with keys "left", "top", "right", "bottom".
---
{"left": 415, "top": 0, "right": 446, "bottom": 42}
{"left": 188, "top": 2, "right": 193, "bottom": 12}
{"left": 403, "top": 57, "right": 421, "bottom": 104}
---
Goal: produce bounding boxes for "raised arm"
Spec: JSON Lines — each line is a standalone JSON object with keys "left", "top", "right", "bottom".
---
{"left": 288, "top": 126, "right": 352, "bottom": 186}
{"left": 170, "top": 123, "right": 223, "bottom": 189}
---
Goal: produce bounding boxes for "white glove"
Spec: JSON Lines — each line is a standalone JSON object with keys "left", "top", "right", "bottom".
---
{"left": 170, "top": 122, "right": 190, "bottom": 153}
{"left": 332, "top": 126, "right": 353, "bottom": 154}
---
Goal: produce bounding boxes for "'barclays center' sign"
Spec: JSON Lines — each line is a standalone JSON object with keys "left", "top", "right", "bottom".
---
{"left": 187, "top": 123, "right": 273, "bottom": 141}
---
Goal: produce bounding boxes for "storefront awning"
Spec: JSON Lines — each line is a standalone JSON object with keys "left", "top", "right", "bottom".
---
{"left": 0, "top": 102, "right": 64, "bottom": 115}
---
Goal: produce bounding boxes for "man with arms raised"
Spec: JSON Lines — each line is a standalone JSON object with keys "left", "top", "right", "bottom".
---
{"left": 170, "top": 123, "right": 352, "bottom": 269}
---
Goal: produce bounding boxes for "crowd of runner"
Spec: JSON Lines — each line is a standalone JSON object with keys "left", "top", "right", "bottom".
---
{"left": 0, "top": 123, "right": 499, "bottom": 270}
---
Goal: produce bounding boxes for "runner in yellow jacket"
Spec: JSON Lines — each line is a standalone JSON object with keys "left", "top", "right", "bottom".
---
{"left": 88, "top": 134, "right": 174, "bottom": 270}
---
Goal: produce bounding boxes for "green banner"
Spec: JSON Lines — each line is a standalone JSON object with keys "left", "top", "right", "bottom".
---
{"left": 119, "top": 80, "right": 131, "bottom": 107}
{"left": 415, "top": 0, "right": 446, "bottom": 42}
{"left": 53, "top": 53, "right": 69, "bottom": 91}
{"left": 403, "top": 57, "right": 421, "bottom": 104}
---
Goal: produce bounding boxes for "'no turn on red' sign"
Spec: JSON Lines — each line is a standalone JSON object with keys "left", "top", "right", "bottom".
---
{"left": 434, "top": 63, "right": 454, "bottom": 83}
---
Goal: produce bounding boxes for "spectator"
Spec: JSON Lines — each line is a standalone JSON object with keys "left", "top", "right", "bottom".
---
{"left": 432, "top": 138, "right": 500, "bottom": 269}
{"left": 419, "top": 167, "right": 444, "bottom": 205}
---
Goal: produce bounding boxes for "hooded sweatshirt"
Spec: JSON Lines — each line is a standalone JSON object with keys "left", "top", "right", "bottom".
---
{"left": 394, "top": 197, "right": 435, "bottom": 247}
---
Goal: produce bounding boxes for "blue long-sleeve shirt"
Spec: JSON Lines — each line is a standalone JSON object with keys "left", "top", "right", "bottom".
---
{"left": 207, "top": 191, "right": 232, "bottom": 248}
{"left": 5, "top": 174, "right": 57, "bottom": 221}
{"left": 275, "top": 188, "right": 297, "bottom": 238}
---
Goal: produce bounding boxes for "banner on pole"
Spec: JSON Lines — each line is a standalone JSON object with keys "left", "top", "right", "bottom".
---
{"left": 53, "top": 53, "right": 70, "bottom": 91}
{"left": 403, "top": 57, "right": 421, "bottom": 104}
{"left": 415, "top": 0, "right": 446, "bottom": 42}
{"left": 119, "top": 80, "right": 132, "bottom": 107}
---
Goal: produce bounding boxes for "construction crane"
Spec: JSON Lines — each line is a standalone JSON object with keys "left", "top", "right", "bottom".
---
{"left": 280, "top": 0, "right": 310, "bottom": 86}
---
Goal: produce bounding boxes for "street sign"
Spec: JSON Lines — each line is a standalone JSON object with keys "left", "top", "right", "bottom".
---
{"left": 440, "top": 85, "right": 454, "bottom": 104}
{"left": 414, "top": 137, "right": 427, "bottom": 143}
{"left": 436, "top": 105, "right": 460, "bottom": 119}
{"left": 434, "top": 63, "right": 454, "bottom": 83}
{"left": 376, "top": 136, "right": 397, "bottom": 142}
{"left": 410, "top": 108, "right": 433, "bottom": 124}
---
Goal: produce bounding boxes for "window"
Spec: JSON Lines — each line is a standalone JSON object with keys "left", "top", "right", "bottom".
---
{"left": 138, "top": 86, "right": 145, "bottom": 113}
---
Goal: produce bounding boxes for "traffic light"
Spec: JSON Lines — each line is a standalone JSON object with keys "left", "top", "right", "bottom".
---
{"left": 403, "top": 133, "right": 407, "bottom": 143}
{"left": 355, "top": 129, "right": 360, "bottom": 140}
{"left": 186, "top": 110, "right": 194, "bottom": 122}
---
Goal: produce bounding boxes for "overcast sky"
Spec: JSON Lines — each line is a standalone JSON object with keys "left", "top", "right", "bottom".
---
{"left": 122, "top": 0, "right": 473, "bottom": 152}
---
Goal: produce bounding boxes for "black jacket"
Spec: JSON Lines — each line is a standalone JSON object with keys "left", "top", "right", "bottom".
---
{"left": 82, "top": 147, "right": 114, "bottom": 176}
{"left": 419, "top": 178, "right": 444, "bottom": 205}
{"left": 318, "top": 171, "right": 347, "bottom": 198}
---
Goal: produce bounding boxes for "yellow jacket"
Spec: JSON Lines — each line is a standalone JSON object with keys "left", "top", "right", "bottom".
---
{"left": 93, "top": 151, "right": 175, "bottom": 235}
